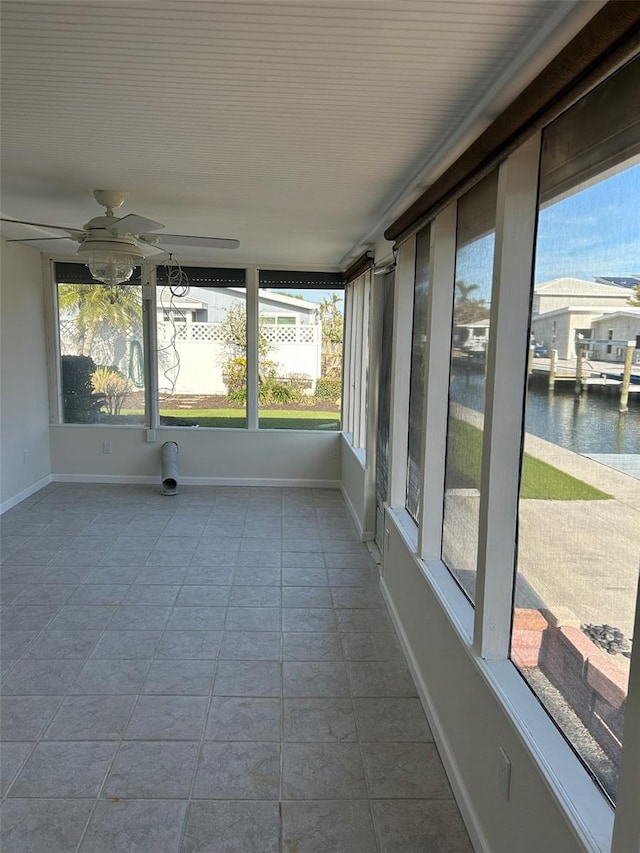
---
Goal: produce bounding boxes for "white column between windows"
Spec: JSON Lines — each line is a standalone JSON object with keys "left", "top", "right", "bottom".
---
{"left": 418, "top": 204, "right": 457, "bottom": 560}
{"left": 353, "top": 279, "right": 364, "bottom": 448}
{"left": 42, "top": 257, "right": 62, "bottom": 424}
{"left": 141, "top": 261, "right": 159, "bottom": 430}
{"left": 246, "top": 267, "right": 259, "bottom": 430}
{"left": 364, "top": 273, "right": 381, "bottom": 536}
{"left": 388, "top": 236, "right": 416, "bottom": 507}
{"left": 342, "top": 283, "right": 354, "bottom": 436}
{"left": 358, "top": 272, "right": 371, "bottom": 449}
{"left": 473, "top": 134, "right": 541, "bottom": 659}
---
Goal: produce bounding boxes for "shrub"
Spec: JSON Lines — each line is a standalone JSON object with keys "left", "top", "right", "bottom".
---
{"left": 224, "top": 358, "right": 304, "bottom": 405}
{"left": 228, "top": 376, "right": 301, "bottom": 405}
{"left": 260, "top": 377, "right": 300, "bottom": 404}
{"left": 61, "top": 355, "right": 105, "bottom": 423}
{"left": 92, "top": 366, "right": 132, "bottom": 416}
{"left": 222, "top": 356, "right": 247, "bottom": 396}
{"left": 314, "top": 376, "right": 342, "bottom": 402}
{"left": 283, "top": 372, "right": 312, "bottom": 394}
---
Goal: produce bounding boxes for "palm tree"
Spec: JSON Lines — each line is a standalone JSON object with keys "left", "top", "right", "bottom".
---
{"left": 58, "top": 283, "right": 142, "bottom": 357}
{"left": 454, "top": 280, "right": 489, "bottom": 325}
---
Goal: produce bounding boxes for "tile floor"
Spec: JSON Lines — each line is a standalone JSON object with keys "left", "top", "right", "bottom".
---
{"left": 0, "top": 483, "right": 472, "bottom": 852}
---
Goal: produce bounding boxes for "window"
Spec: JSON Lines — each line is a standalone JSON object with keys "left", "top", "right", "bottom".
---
{"left": 156, "top": 268, "right": 247, "bottom": 428}
{"left": 257, "top": 277, "right": 343, "bottom": 431}
{"left": 56, "top": 268, "right": 145, "bottom": 425}
{"left": 342, "top": 270, "right": 371, "bottom": 447}
{"left": 441, "top": 170, "right": 498, "bottom": 603}
{"left": 406, "top": 225, "right": 430, "bottom": 521}
{"left": 511, "top": 56, "right": 640, "bottom": 803}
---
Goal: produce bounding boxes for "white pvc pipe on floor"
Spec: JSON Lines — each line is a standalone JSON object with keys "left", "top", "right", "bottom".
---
{"left": 161, "top": 441, "right": 179, "bottom": 496}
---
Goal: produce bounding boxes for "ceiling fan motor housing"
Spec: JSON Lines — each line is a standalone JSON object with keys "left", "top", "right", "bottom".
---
{"left": 92, "top": 189, "right": 127, "bottom": 214}
{"left": 77, "top": 231, "right": 145, "bottom": 260}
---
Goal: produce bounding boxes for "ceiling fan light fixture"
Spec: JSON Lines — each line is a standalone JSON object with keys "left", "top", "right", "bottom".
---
{"left": 87, "top": 252, "right": 136, "bottom": 286}
{"left": 76, "top": 236, "right": 145, "bottom": 286}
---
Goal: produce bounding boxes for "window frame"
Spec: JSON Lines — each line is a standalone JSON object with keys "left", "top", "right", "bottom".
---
{"left": 383, "top": 62, "right": 640, "bottom": 851}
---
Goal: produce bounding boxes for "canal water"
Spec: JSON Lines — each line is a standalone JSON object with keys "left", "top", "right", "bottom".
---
{"left": 450, "top": 370, "right": 640, "bottom": 455}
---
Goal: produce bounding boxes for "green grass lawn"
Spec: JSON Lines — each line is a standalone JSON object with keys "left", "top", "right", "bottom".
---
{"left": 120, "top": 408, "right": 340, "bottom": 431}
{"left": 448, "top": 418, "right": 612, "bottom": 500}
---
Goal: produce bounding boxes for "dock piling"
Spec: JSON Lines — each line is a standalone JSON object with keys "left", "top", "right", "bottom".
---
{"left": 549, "top": 349, "right": 557, "bottom": 391}
{"left": 619, "top": 342, "right": 635, "bottom": 414}
{"left": 574, "top": 345, "right": 585, "bottom": 400}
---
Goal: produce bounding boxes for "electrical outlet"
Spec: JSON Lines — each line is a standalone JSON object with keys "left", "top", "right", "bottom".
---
{"left": 498, "top": 747, "right": 511, "bottom": 801}
{"left": 23, "top": 449, "right": 29, "bottom": 464}
{"left": 146, "top": 429, "right": 157, "bottom": 443}
{"left": 103, "top": 441, "right": 112, "bottom": 455}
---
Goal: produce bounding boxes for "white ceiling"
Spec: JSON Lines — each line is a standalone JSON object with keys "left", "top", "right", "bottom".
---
{"left": 0, "top": 1, "right": 600, "bottom": 270}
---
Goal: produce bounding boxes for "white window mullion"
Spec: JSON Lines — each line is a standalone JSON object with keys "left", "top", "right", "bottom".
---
{"left": 342, "top": 284, "right": 354, "bottom": 435}
{"left": 358, "top": 272, "right": 371, "bottom": 449}
{"left": 353, "top": 279, "right": 364, "bottom": 447}
{"left": 246, "top": 266, "right": 259, "bottom": 430}
{"left": 388, "top": 237, "right": 416, "bottom": 507}
{"left": 418, "top": 204, "right": 457, "bottom": 560}
{"left": 363, "top": 272, "right": 380, "bottom": 534}
{"left": 473, "top": 133, "right": 541, "bottom": 659}
{"left": 42, "top": 257, "right": 62, "bottom": 424}
{"left": 348, "top": 284, "right": 358, "bottom": 436}
{"left": 141, "top": 261, "right": 159, "bottom": 430}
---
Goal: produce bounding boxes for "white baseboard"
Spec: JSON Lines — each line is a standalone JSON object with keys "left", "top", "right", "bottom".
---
{"left": 340, "top": 483, "right": 364, "bottom": 539}
{"left": 0, "top": 475, "right": 53, "bottom": 515}
{"left": 52, "top": 474, "right": 340, "bottom": 489}
{"left": 340, "top": 484, "right": 375, "bottom": 542}
{"left": 380, "top": 576, "right": 489, "bottom": 853}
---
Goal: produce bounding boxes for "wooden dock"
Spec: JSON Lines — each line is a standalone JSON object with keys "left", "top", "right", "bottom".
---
{"left": 529, "top": 351, "right": 640, "bottom": 408}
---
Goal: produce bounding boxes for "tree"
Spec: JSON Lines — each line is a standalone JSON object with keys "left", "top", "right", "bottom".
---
{"left": 453, "top": 280, "right": 490, "bottom": 325}
{"left": 220, "top": 300, "right": 271, "bottom": 361}
{"left": 220, "top": 300, "right": 287, "bottom": 399}
{"left": 629, "top": 285, "right": 640, "bottom": 307}
{"left": 318, "top": 293, "right": 343, "bottom": 376}
{"left": 58, "top": 283, "right": 142, "bottom": 358}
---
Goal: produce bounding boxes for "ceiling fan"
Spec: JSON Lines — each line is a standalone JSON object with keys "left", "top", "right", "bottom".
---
{"left": 0, "top": 189, "right": 239, "bottom": 286}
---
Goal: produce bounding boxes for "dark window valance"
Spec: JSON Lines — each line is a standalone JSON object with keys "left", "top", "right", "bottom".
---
{"left": 157, "top": 267, "right": 246, "bottom": 287}
{"left": 259, "top": 270, "right": 343, "bottom": 289}
{"left": 54, "top": 262, "right": 246, "bottom": 287}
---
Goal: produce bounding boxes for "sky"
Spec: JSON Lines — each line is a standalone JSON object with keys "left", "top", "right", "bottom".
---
{"left": 534, "top": 162, "right": 640, "bottom": 284}
{"left": 455, "top": 160, "right": 640, "bottom": 302}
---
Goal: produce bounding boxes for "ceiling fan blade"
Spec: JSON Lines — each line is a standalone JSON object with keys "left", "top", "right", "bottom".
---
{"left": 109, "top": 214, "right": 164, "bottom": 236}
{"left": 136, "top": 238, "right": 167, "bottom": 257}
{"left": 150, "top": 234, "right": 240, "bottom": 250}
{"left": 0, "top": 216, "right": 84, "bottom": 238}
{"left": 6, "top": 236, "right": 75, "bottom": 243}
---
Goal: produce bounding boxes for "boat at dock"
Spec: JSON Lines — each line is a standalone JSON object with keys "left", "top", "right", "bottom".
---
{"left": 600, "top": 372, "right": 640, "bottom": 385}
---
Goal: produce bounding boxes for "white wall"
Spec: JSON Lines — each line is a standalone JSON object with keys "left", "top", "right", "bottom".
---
{"left": 0, "top": 241, "right": 51, "bottom": 510}
{"left": 340, "top": 435, "right": 375, "bottom": 540}
{"left": 156, "top": 334, "right": 320, "bottom": 395}
{"left": 50, "top": 425, "right": 340, "bottom": 487}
